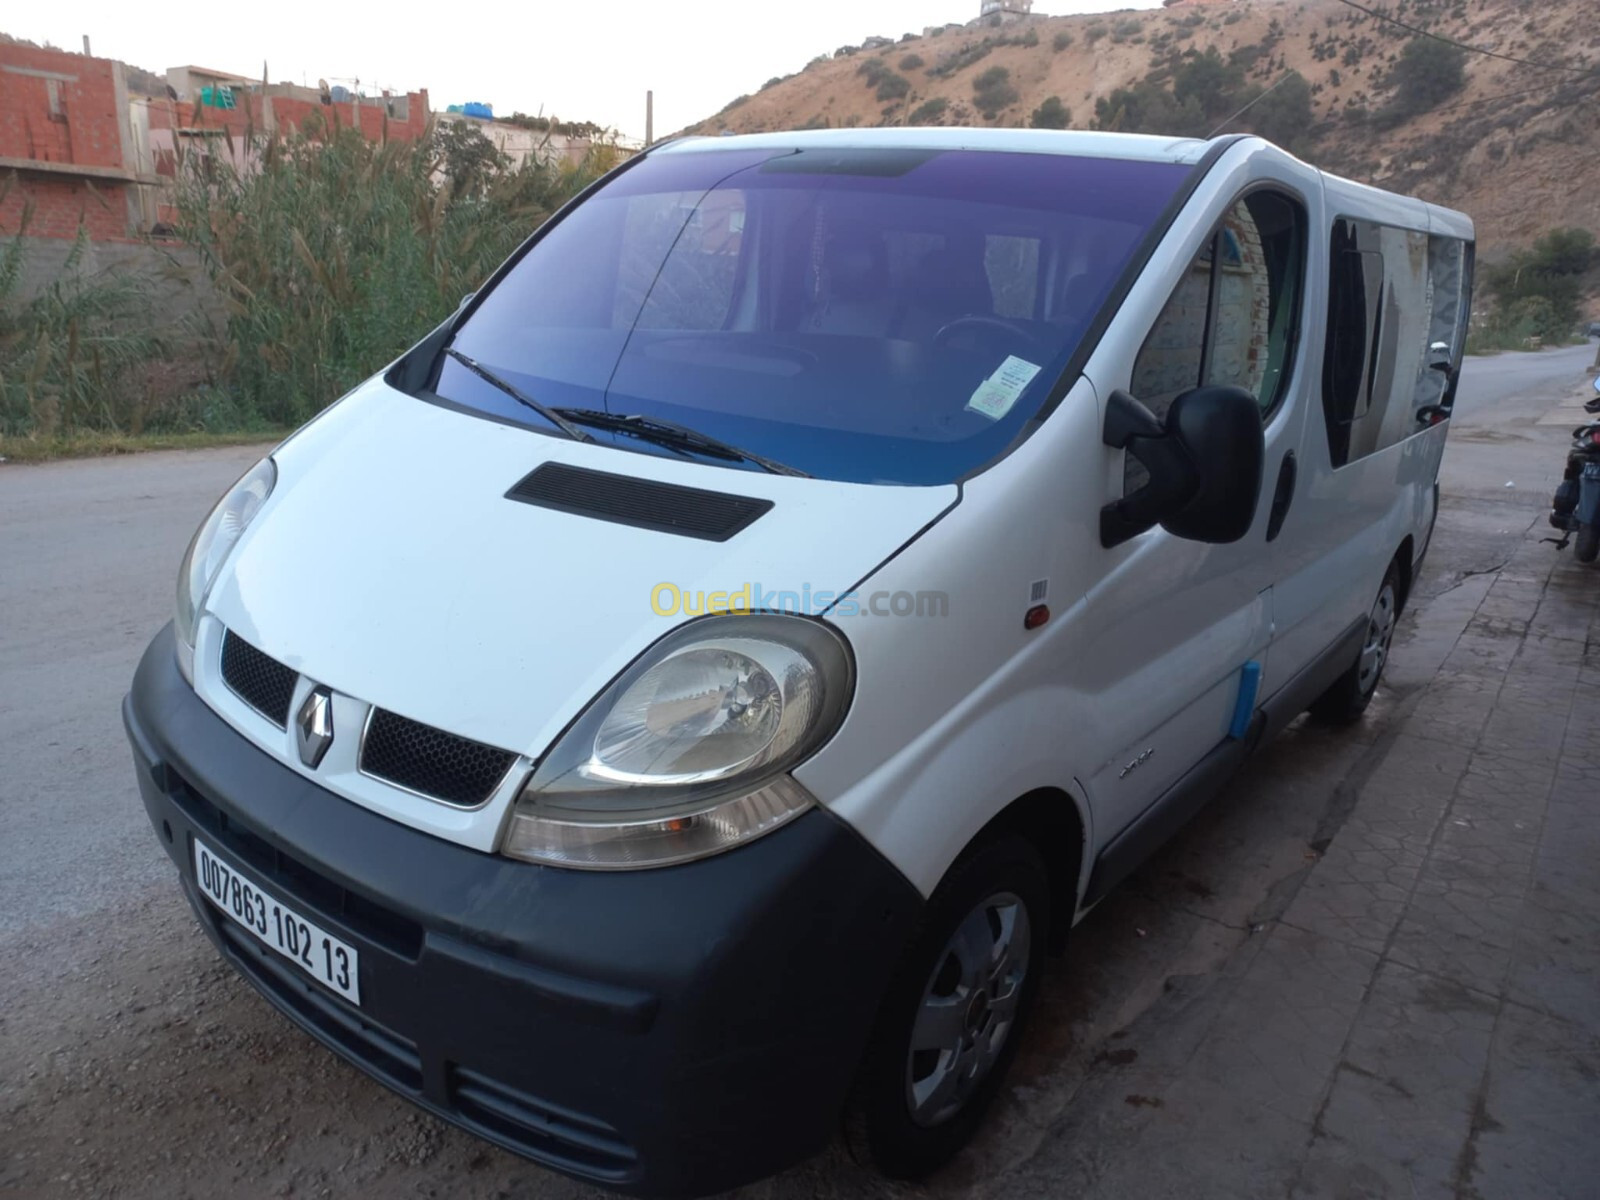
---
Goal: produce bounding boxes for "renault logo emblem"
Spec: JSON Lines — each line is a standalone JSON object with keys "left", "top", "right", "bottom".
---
{"left": 295, "top": 686, "right": 334, "bottom": 769}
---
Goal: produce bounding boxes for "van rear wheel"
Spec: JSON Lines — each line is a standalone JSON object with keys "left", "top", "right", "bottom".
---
{"left": 843, "top": 834, "right": 1048, "bottom": 1180}
{"left": 1309, "top": 563, "right": 1400, "bottom": 725}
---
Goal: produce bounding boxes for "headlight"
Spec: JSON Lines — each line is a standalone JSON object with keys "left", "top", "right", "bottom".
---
{"left": 174, "top": 457, "right": 276, "bottom": 683}
{"left": 504, "top": 615, "right": 853, "bottom": 870}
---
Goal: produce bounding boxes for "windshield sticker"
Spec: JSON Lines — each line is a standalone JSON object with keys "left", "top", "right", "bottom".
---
{"left": 966, "top": 355, "right": 1043, "bottom": 421}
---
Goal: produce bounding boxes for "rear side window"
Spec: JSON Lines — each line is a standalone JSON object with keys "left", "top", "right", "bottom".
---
{"left": 1321, "top": 218, "right": 1469, "bottom": 468}
{"left": 1131, "top": 190, "right": 1306, "bottom": 421}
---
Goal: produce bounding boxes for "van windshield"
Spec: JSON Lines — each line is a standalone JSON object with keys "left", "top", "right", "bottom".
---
{"left": 441, "top": 146, "right": 1189, "bottom": 485}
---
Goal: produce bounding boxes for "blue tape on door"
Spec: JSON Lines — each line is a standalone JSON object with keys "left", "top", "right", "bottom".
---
{"left": 1230, "top": 660, "right": 1261, "bottom": 740}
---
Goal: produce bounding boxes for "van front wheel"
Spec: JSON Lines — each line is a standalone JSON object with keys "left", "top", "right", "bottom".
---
{"left": 1309, "top": 563, "right": 1400, "bottom": 725}
{"left": 844, "top": 835, "right": 1048, "bottom": 1180}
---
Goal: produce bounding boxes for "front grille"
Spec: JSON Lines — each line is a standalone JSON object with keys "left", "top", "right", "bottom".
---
{"left": 360, "top": 709, "right": 517, "bottom": 807}
{"left": 220, "top": 631, "right": 297, "bottom": 727}
{"left": 170, "top": 771, "right": 423, "bottom": 960}
{"left": 450, "top": 1066, "right": 639, "bottom": 1181}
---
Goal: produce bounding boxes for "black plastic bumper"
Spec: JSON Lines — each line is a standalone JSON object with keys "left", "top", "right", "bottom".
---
{"left": 124, "top": 624, "right": 921, "bottom": 1197}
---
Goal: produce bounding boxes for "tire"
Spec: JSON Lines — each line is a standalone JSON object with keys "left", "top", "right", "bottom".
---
{"left": 1309, "top": 562, "right": 1401, "bottom": 725}
{"left": 1577, "top": 523, "right": 1600, "bottom": 564}
{"left": 843, "top": 834, "right": 1049, "bottom": 1181}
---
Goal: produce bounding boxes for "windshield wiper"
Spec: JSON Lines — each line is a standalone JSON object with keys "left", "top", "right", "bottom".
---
{"left": 443, "top": 349, "right": 592, "bottom": 444}
{"left": 557, "top": 409, "right": 810, "bottom": 477}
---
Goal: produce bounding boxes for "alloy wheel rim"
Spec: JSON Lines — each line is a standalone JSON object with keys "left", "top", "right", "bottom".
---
{"left": 905, "top": 890, "right": 1032, "bottom": 1128}
{"left": 1357, "top": 583, "right": 1398, "bottom": 693}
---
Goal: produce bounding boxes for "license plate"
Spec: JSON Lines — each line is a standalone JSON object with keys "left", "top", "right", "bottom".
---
{"left": 192, "top": 838, "right": 361, "bottom": 1005}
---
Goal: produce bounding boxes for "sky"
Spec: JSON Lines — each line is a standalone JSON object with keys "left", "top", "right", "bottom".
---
{"left": 10, "top": 0, "right": 1164, "bottom": 142}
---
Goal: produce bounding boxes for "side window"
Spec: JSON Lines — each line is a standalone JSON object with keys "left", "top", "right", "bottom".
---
{"left": 1413, "top": 235, "right": 1471, "bottom": 413}
{"left": 1131, "top": 191, "right": 1305, "bottom": 422}
{"left": 1322, "top": 218, "right": 1453, "bottom": 468}
{"left": 1127, "top": 190, "right": 1304, "bottom": 492}
{"left": 1322, "top": 220, "right": 1378, "bottom": 467}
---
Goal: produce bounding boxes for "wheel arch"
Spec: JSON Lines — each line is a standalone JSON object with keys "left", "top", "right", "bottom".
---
{"left": 1394, "top": 534, "right": 1416, "bottom": 612}
{"left": 953, "top": 786, "right": 1087, "bottom": 954}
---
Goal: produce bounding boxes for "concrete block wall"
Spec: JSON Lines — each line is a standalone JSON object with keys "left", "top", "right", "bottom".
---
{"left": 10, "top": 236, "right": 215, "bottom": 325}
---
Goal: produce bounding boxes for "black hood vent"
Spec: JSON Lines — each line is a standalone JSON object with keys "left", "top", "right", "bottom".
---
{"left": 506, "top": 463, "right": 772, "bottom": 542}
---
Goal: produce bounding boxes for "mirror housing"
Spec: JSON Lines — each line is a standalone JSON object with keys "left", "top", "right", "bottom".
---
{"left": 1429, "top": 341, "right": 1453, "bottom": 372}
{"left": 1101, "top": 386, "right": 1266, "bottom": 548}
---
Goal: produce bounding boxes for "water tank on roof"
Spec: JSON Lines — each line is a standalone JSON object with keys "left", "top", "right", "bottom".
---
{"left": 462, "top": 102, "right": 494, "bottom": 119}
{"left": 330, "top": 85, "right": 350, "bottom": 103}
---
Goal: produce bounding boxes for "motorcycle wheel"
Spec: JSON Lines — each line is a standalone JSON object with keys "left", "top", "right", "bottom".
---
{"left": 1577, "top": 524, "right": 1600, "bottom": 563}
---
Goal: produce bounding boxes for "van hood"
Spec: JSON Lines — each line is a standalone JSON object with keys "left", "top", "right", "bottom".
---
{"left": 206, "top": 381, "right": 956, "bottom": 758}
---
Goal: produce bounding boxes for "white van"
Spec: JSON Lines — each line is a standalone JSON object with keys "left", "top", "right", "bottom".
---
{"left": 124, "top": 129, "right": 1473, "bottom": 1196}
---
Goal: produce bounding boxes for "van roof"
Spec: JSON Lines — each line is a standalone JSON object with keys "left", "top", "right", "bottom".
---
{"left": 657, "top": 127, "right": 1213, "bottom": 165}
{"left": 654, "top": 128, "right": 1474, "bottom": 240}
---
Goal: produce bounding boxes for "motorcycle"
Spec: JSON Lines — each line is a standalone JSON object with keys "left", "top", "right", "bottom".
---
{"left": 1549, "top": 376, "right": 1600, "bottom": 563}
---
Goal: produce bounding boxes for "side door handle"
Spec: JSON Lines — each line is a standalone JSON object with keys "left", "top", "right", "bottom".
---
{"left": 1266, "top": 451, "right": 1296, "bottom": 543}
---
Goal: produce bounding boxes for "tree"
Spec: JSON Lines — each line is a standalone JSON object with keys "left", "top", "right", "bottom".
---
{"left": 1172, "top": 47, "right": 1244, "bottom": 118}
{"left": 1243, "top": 71, "right": 1313, "bottom": 147}
{"left": 1093, "top": 80, "right": 1202, "bottom": 135}
{"left": 1483, "top": 227, "right": 1596, "bottom": 335}
{"left": 1527, "top": 227, "right": 1596, "bottom": 277}
{"left": 431, "top": 121, "right": 507, "bottom": 199}
{"left": 1030, "top": 96, "right": 1072, "bottom": 129}
{"left": 972, "top": 66, "right": 1020, "bottom": 118}
{"left": 876, "top": 73, "right": 911, "bottom": 102}
{"left": 1390, "top": 36, "right": 1466, "bottom": 112}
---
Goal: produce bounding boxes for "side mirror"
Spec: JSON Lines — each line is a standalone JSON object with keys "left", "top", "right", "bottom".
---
{"left": 1101, "top": 386, "right": 1265, "bottom": 548}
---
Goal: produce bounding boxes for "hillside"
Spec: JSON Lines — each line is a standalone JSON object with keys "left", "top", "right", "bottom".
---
{"left": 683, "top": 0, "right": 1600, "bottom": 257}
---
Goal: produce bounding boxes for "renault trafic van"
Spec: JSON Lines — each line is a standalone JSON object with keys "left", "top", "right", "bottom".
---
{"left": 124, "top": 129, "right": 1474, "bottom": 1196}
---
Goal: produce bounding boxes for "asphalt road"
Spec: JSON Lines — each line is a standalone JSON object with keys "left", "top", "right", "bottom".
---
{"left": 1452, "top": 340, "right": 1596, "bottom": 416}
{"left": 0, "top": 348, "right": 1592, "bottom": 1198}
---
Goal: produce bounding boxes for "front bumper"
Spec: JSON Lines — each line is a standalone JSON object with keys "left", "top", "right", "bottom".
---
{"left": 125, "top": 624, "right": 921, "bottom": 1197}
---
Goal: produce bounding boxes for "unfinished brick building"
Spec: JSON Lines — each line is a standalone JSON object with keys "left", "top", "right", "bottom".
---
{"left": 0, "top": 40, "right": 429, "bottom": 243}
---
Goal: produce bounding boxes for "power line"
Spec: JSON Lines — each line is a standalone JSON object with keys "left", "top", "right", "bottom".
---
{"left": 1423, "top": 77, "right": 1600, "bottom": 116}
{"left": 1330, "top": 0, "right": 1596, "bottom": 76}
{"left": 1206, "top": 71, "right": 1300, "bottom": 138}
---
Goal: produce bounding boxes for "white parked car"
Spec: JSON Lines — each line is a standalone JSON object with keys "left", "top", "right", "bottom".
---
{"left": 125, "top": 128, "right": 1474, "bottom": 1196}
